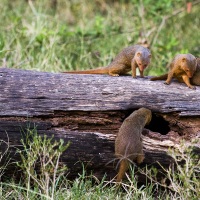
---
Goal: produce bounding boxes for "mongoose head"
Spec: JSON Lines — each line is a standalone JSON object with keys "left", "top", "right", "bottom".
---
{"left": 180, "top": 54, "right": 197, "bottom": 78}
{"left": 138, "top": 108, "right": 152, "bottom": 125}
{"left": 135, "top": 50, "right": 151, "bottom": 71}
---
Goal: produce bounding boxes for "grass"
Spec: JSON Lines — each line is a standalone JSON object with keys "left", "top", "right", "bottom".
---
{"left": 0, "top": 129, "right": 199, "bottom": 199}
{"left": 0, "top": 0, "right": 199, "bottom": 75}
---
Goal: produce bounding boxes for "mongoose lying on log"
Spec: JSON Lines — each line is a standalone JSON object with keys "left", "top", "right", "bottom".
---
{"left": 63, "top": 45, "right": 151, "bottom": 78}
{"left": 115, "top": 108, "right": 152, "bottom": 182}
{"left": 150, "top": 54, "right": 197, "bottom": 89}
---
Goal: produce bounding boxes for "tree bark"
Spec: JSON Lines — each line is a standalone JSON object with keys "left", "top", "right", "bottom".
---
{"left": 0, "top": 68, "right": 199, "bottom": 180}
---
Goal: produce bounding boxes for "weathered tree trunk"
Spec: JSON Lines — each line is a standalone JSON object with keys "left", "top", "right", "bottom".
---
{"left": 0, "top": 68, "right": 199, "bottom": 181}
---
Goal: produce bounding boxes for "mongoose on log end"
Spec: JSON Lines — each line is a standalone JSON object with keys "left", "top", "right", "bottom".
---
{"left": 115, "top": 108, "right": 152, "bottom": 182}
{"left": 191, "top": 58, "right": 200, "bottom": 86}
{"left": 63, "top": 45, "right": 151, "bottom": 78}
{"left": 150, "top": 54, "right": 197, "bottom": 89}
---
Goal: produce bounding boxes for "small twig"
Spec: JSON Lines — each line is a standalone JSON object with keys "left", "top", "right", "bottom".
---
{"left": 1, "top": 58, "right": 7, "bottom": 68}
{"left": 28, "top": 0, "right": 38, "bottom": 16}
{"left": 138, "top": 0, "right": 146, "bottom": 37}
{"left": 12, "top": 59, "right": 32, "bottom": 68}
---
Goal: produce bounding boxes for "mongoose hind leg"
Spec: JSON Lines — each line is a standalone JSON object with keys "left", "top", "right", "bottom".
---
{"left": 182, "top": 75, "right": 196, "bottom": 89}
{"left": 136, "top": 152, "right": 145, "bottom": 164}
{"left": 108, "top": 64, "right": 129, "bottom": 77}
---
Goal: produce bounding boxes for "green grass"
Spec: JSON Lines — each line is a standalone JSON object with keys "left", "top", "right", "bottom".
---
{"left": 0, "top": 0, "right": 199, "bottom": 75}
{"left": 0, "top": 129, "right": 199, "bottom": 200}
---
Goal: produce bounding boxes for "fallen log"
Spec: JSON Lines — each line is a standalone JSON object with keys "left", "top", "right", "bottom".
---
{"left": 0, "top": 67, "right": 199, "bottom": 181}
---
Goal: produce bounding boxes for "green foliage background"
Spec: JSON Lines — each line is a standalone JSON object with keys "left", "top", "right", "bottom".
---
{"left": 0, "top": 0, "right": 199, "bottom": 75}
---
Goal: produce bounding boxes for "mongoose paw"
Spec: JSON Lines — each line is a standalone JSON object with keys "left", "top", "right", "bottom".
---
{"left": 164, "top": 81, "right": 169, "bottom": 85}
{"left": 189, "top": 85, "right": 196, "bottom": 90}
{"left": 132, "top": 76, "right": 137, "bottom": 79}
{"left": 111, "top": 74, "right": 119, "bottom": 77}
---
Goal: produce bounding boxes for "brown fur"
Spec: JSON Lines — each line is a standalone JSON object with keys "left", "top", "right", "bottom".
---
{"left": 150, "top": 54, "right": 197, "bottom": 89}
{"left": 191, "top": 58, "right": 200, "bottom": 85}
{"left": 115, "top": 108, "right": 152, "bottom": 182}
{"left": 63, "top": 45, "right": 151, "bottom": 78}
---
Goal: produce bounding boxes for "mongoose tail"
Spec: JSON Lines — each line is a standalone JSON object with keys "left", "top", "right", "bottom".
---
{"left": 116, "top": 159, "right": 129, "bottom": 183}
{"left": 150, "top": 74, "right": 168, "bottom": 81}
{"left": 63, "top": 66, "right": 109, "bottom": 75}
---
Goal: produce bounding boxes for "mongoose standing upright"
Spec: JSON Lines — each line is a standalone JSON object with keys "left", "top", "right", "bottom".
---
{"left": 150, "top": 54, "right": 197, "bottom": 89}
{"left": 115, "top": 108, "right": 152, "bottom": 182}
{"left": 63, "top": 45, "right": 151, "bottom": 78}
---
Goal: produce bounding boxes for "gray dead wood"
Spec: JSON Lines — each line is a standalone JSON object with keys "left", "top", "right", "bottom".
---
{"left": 0, "top": 68, "right": 199, "bottom": 181}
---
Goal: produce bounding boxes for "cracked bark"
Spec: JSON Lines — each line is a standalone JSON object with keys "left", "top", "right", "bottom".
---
{"left": 0, "top": 68, "right": 199, "bottom": 181}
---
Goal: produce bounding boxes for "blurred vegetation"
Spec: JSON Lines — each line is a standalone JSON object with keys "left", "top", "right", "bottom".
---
{"left": 0, "top": 0, "right": 199, "bottom": 75}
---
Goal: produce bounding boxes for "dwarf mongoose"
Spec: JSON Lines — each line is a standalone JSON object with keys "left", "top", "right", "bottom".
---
{"left": 150, "top": 54, "right": 197, "bottom": 89}
{"left": 115, "top": 108, "right": 152, "bottom": 182}
{"left": 63, "top": 45, "right": 151, "bottom": 78}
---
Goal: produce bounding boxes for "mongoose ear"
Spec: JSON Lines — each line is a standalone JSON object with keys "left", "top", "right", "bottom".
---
{"left": 137, "top": 52, "right": 141, "bottom": 57}
{"left": 182, "top": 58, "right": 186, "bottom": 62}
{"left": 148, "top": 54, "right": 151, "bottom": 58}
